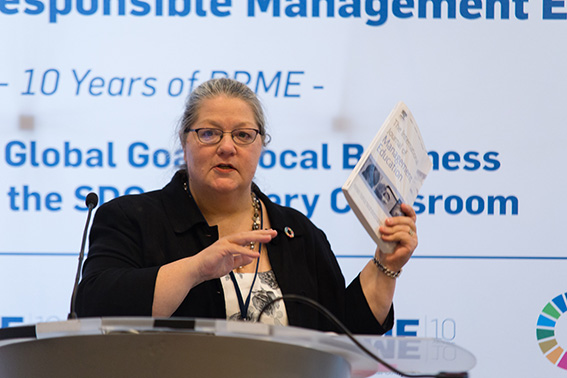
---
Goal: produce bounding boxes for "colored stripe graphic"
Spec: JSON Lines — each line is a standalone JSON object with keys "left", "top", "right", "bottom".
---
{"left": 537, "top": 315, "right": 556, "bottom": 328}
{"left": 539, "top": 339, "right": 558, "bottom": 354}
{"left": 537, "top": 328, "right": 555, "bottom": 340}
{"left": 553, "top": 294, "right": 567, "bottom": 313}
{"left": 537, "top": 293, "right": 567, "bottom": 370}
{"left": 547, "top": 347, "right": 563, "bottom": 364}
{"left": 543, "top": 303, "right": 562, "bottom": 319}
{"left": 558, "top": 353, "right": 567, "bottom": 369}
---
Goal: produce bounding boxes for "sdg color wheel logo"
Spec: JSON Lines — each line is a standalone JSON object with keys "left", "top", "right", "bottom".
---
{"left": 537, "top": 292, "right": 567, "bottom": 369}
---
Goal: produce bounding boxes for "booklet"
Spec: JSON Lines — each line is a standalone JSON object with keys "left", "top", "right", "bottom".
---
{"left": 342, "top": 101, "right": 432, "bottom": 253}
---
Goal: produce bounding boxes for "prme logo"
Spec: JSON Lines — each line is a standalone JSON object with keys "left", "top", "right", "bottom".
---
{"left": 384, "top": 318, "right": 457, "bottom": 341}
{"left": 537, "top": 292, "right": 567, "bottom": 370}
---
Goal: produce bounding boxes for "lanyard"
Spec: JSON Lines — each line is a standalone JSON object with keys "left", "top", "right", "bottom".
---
{"left": 228, "top": 250, "right": 260, "bottom": 321}
{"left": 228, "top": 199, "right": 264, "bottom": 321}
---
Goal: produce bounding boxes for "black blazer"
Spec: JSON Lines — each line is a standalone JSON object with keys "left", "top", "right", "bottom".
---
{"left": 76, "top": 170, "right": 393, "bottom": 334}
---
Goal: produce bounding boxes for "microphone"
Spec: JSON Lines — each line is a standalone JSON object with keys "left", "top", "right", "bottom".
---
{"left": 67, "top": 192, "right": 99, "bottom": 320}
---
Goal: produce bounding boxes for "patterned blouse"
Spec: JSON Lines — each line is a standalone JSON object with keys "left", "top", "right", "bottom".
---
{"left": 220, "top": 270, "right": 289, "bottom": 326}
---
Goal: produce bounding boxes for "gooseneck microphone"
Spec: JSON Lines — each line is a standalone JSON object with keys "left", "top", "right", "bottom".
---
{"left": 68, "top": 192, "right": 99, "bottom": 320}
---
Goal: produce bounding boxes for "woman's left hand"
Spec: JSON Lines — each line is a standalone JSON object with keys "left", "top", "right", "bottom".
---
{"left": 360, "top": 203, "right": 418, "bottom": 324}
{"left": 377, "top": 203, "right": 418, "bottom": 272}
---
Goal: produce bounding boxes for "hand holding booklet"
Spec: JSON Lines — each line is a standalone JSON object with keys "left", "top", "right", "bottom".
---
{"left": 342, "top": 102, "right": 433, "bottom": 254}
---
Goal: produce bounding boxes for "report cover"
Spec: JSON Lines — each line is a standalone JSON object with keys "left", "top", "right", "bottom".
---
{"left": 342, "top": 102, "right": 433, "bottom": 253}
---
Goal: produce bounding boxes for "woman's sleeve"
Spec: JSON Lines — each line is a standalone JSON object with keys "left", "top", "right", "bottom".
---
{"left": 75, "top": 199, "right": 160, "bottom": 317}
{"left": 313, "top": 227, "right": 394, "bottom": 335}
{"left": 345, "top": 275, "right": 394, "bottom": 334}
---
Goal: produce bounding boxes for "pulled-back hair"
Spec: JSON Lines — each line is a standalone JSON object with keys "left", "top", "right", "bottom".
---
{"left": 178, "top": 78, "right": 268, "bottom": 148}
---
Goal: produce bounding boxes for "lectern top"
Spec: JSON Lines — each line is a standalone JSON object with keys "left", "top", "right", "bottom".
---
{"left": 0, "top": 317, "right": 475, "bottom": 377}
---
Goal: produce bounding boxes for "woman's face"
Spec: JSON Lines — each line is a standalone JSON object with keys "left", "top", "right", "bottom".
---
{"left": 183, "top": 96, "right": 263, "bottom": 197}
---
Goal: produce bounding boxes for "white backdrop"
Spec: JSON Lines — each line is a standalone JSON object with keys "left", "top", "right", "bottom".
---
{"left": 2, "top": 1, "right": 567, "bottom": 376}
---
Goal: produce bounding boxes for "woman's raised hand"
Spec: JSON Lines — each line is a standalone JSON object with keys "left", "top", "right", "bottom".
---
{"left": 377, "top": 203, "right": 418, "bottom": 272}
{"left": 193, "top": 229, "right": 278, "bottom": 281}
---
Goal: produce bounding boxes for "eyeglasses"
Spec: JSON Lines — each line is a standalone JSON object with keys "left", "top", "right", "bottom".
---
{"left": 187, "top": 128, "right": 262, "bottom": 145}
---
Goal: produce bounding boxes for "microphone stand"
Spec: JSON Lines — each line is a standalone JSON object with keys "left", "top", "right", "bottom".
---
{"left": 67, "top": 193, "right": 98, "bottom": 320}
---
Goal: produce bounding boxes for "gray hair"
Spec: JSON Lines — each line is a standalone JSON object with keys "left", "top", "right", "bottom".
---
{"left": 178, "top": 78, "right": 269, "bottom": 148}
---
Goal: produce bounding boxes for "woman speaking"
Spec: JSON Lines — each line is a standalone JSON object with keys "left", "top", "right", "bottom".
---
{"left": 76, "top": 78, "right": 418, "bottom": 334}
